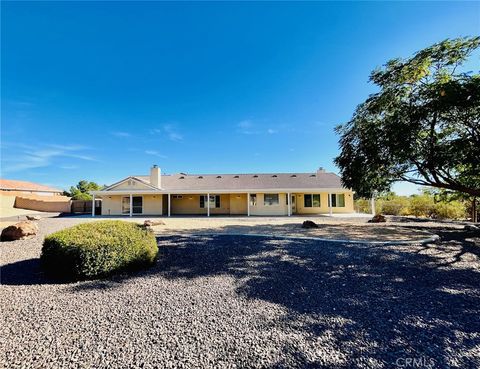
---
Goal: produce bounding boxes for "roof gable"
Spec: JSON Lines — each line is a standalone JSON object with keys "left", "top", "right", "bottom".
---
{"left": 103, "top": 176, "right": 158, "bottom": 191}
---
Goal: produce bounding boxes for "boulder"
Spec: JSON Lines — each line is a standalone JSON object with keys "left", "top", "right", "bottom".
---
{"left": 301, "top": 220, "right": 319, "bottom": 229}
{"left": 26, "top": 215, "right": 41, "bottom": 221}
{"left": 368, "top": 214, "right": 387, "bottom": 223}
{"left": 144, "top": 220, "right": 166, "bottom": 227}
{"left": 1, "top": 221, "right": 39, "bottom": 241}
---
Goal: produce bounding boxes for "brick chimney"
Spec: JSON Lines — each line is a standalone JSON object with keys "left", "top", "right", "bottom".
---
{"left": 150, "top": 165, "right": 161, "bottom": 188}
{"left": 316, "top": 167, "right": 326, "bottom": 174}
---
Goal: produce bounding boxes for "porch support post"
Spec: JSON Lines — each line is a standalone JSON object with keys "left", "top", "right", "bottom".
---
{"left": 371, "top": 196, "right": 376, "bottom": 216}
{"left": 129, "top": 193, "right": 133, "bottom": 217}
{"left": 247, "top": 193, "right": 250, "bottom": 217}
{"left": 329, "top": 193, "right": 333, "bottom": 217}
{"left": 168, "top": 193, "right": 171, "bottom": 217}
{"left": 91, "top": 194, "right": 95, "bottom": 217}
{"left": 287, "top": 192, "right": 291, "bottom": 216}
{"left": 207, "top": 193, "right": 210, "bottom": 217}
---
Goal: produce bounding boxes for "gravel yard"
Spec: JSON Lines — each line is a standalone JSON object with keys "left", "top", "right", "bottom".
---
{"left": 1, "top": 217, "right": 479, "bottom": 368}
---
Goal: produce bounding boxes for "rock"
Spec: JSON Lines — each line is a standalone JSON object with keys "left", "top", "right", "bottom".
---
{"left": 301, "top": 220, "right": 319, "bottom": 229}
{"left": 464, "top": 224, "right": 480, "bottom": 232}
{"left": 26, "top": 215, "right": 41, "bottom": 221}
{"left": 368, "top": 214, "right": 387, "bottom": 223}
{"left": 1, "top": 221, "right": 39, "bottom": 241}
{"left": 144, "top": 220, "right": 166, "bottom": 227}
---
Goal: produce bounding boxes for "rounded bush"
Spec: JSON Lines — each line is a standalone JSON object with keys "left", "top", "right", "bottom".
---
{"left": 41, "top": 220, "right": 158, "bottom": 280}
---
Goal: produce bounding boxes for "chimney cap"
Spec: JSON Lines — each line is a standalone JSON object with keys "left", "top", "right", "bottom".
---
{"left": 152, "top": 164, "right": 158, "bottom": 168}
{"left": 317, "top": 167, "right": 326, "bottom": 174}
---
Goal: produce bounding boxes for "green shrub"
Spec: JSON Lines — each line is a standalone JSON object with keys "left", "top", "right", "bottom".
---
{"left": 432, "top": 201, "right": 467, "bottom": 220}
{"left": 41, "top": 220, "right": 158, "bottom": 280}
{"left": 355, "top": 198, "right": 371, "bottom": 213}
{"left": 354, "top": 198, "right": 381, "bottom": 214}
{"left": 408, "top": 195, "right": 435, "bottom": 217}
{"left": 381, "top": 197, "right": 410, "bottom": 215}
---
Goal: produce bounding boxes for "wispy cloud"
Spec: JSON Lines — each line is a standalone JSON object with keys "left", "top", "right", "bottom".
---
{"left": 150, "top": 124, "right": 183, "bottom": 142}
{"left": 111, "top": 131, "right": 131, "bottom": 138}
{"left": 7, "top": 99, "right": 35, "bottom": 108}
{"left": 237, "top": 120, "right": 279, "bottom": 135}
{"left": 145, "top": 150, "right": 167, "bottom": 158}
{"left": 2, "top": 143, "right": 97, "bottom": 173}
{"left": 237, "top": 120, "right": 259, "bottom": 135}
{"left": 59, "top": 165, "right": 78, "bottom": 170}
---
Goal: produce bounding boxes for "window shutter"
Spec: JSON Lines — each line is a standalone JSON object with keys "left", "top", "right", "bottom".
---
{"left": 200, "top": 195, "right": 205, "bottom": 208}
{"left": 215, "top": 195, "right": 220, "bottom": 208}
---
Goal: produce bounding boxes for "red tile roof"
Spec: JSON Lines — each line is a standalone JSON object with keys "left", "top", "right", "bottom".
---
{"left": 0, "top": 179, "right": 63, "bottom": 193}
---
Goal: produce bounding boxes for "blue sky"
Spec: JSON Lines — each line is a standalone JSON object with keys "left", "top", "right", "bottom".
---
{"left": 2, "top": 1, "right": 479, "bottom": 193}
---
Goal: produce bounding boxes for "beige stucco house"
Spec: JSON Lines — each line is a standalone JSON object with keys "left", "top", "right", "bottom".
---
{"left": 90, "top": 165, "right": 355, "bottom": 217}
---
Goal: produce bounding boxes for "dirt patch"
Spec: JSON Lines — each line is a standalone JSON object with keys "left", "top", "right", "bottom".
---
{"left": 152, "top": 217, "right": 441, "bottom": 242}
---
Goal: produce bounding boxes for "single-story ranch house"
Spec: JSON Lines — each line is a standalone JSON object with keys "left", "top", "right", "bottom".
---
{"left": 90, "top": 166, "right": 355, "bottom": 217}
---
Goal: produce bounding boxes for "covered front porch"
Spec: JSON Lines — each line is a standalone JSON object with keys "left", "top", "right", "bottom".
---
{"left": 91, "top": 190, "right": 355, "bottom": 217}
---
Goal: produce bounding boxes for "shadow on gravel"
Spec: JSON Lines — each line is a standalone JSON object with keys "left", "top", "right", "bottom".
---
{"left": 67, "top": 231, "right": 480, "bottom": 368}
{"left": 144, "top": 233, "right": 478, "bottom": 368}
{"left": 4, "top": 230, "right": 480, "bottom": 368}
{"left": 397, "top": 226, "right": 480, "bottom": 267}
{"left": 0, "top": 258, "right": 62, "bottom": 285}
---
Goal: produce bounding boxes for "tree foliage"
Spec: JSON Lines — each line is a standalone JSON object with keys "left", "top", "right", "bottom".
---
{"left": 64, "top": 180, "right": 103, "bottom": 200}
{"left": 335, "top": 37, "right": 480, "bottom": 198}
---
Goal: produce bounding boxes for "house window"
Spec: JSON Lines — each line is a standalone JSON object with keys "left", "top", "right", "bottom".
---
{"left": 200, "top": 195, "right": 220, "bottom": 208}
{"left": 329, "top": 194, "right": 346, "bottom": 207}
{"left": 172, "top": 195, "right": 183, "bottom": 199}
{"left": 264, "top": 193, "right": 279, "bottom": 206}
{"left": 250, "top": 194, "right": 257, "bottom": 206}
{"left": 304, "top": 194, "right": 320, "bottom": 207}
{"left": 122, "top": 196, "right": 143, "bottom": 214}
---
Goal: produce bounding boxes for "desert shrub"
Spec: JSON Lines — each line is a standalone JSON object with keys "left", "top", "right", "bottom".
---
{"left": 380, "top": 197, "right": 410, "bottom": 215}
{"left": 432, "top": 201, "right": 467, "bottom": 220}
{"left": 355, "top": 192, "right": 468, "bottom": 220}
{"left": 408, "top": 195, "right": 435, "bottom": 217}
{"left": 354, "top": 198, "right": 370, "bottom": 213}
{"left": 41, "top": 220, "right": 158, "bottom": 280}
{"left": 354, "top": 198, "right": 381, "bottom": 214}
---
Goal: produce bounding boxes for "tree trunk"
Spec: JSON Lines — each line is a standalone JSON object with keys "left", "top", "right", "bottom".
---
{"left": 473, "top": 197, "right": 478, "bottom": 223}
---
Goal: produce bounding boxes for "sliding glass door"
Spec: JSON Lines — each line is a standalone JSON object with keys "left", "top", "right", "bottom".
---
{"left": 122, "top": 196, "right": 143, "bottom": 214}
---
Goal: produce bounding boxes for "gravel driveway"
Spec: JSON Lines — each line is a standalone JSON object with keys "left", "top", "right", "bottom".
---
{"left": 1, "top": 218, "right": 479, "bottom": 368}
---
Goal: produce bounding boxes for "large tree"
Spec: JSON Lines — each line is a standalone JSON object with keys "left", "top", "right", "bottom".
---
{"left": 64, "top": 180, "right": 103, "bottom": 200}
{"left": 335, "top": 37, "right": 480, "bottom": 198}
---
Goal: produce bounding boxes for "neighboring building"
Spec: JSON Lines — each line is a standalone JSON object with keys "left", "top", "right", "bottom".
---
{"left": 0, "top": 179, "right": 63, "bottom": 196}
{"left": 91, "top": 165, "right": 355, "bottom": 217}
{"left": 0, "top": 179, "right": 71, "bottom": 214}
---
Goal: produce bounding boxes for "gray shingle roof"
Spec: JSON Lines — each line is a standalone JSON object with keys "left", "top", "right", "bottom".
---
{"left": 134, "top": 172, "right": 346, "bottom": 191}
